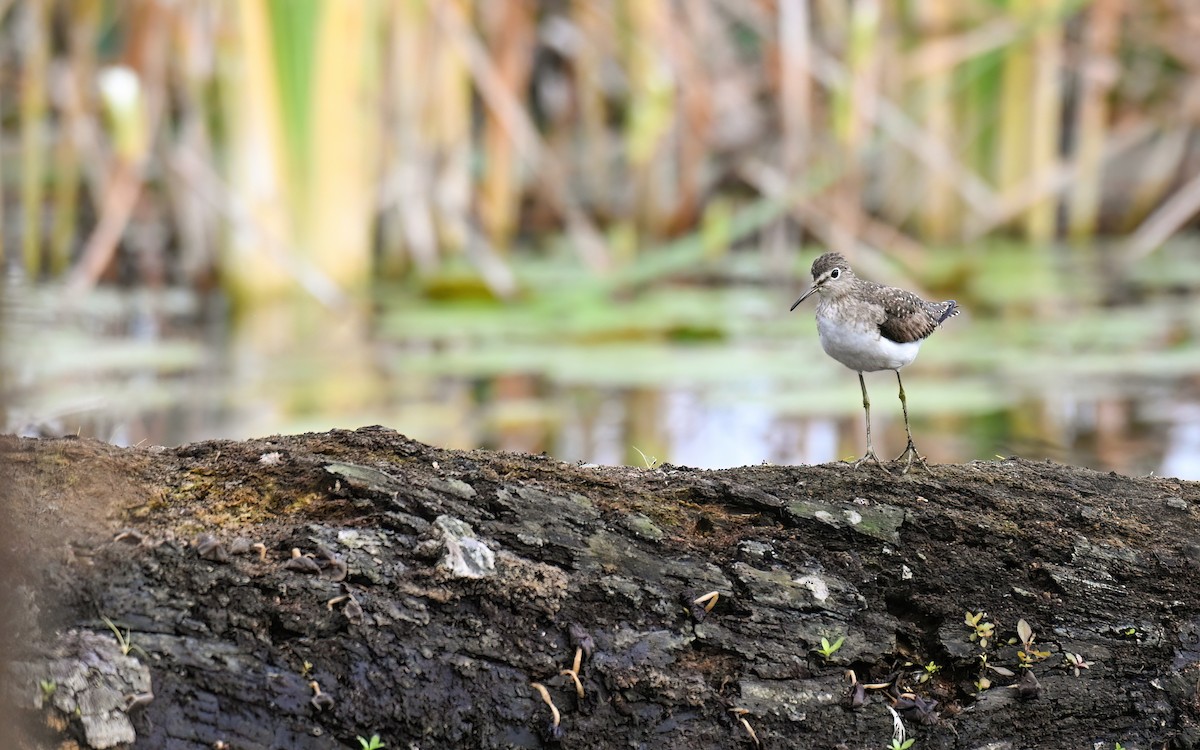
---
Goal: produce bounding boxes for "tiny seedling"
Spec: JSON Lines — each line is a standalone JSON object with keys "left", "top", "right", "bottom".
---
{"left": 356, "top": 735, "right": 386, "bottom": 750}
{"left": 974, "top": 652, "right": 1012, "bottom": 692}
{"left": 631, "top": 446, "right": 659, "bottom": 469}
{"left": 889, "top": 740, "right": 915, "bottom": 750}
{"left": 1015, "top": 618, "right": 1051, "bottom": 667}
{"left": 964, "top": 611, "right": 995, "bottom": 648}
{"left": 974, "top": 648, "right": 993, "bottom": 691}
{"left": 1114, "top": 743, "right": 1125, "bottom": 750}
{"left": 916, "top": 661, "right": 939, "bottom": 684}
{"left": 1063, "top": 652, "right": 1092, "bottom": 677}
{"left": 1016, "top": 618, "right": 1034, "bottom": 647}
{"left": 101, "top": 615, "right": 148, "bottom": 658}
{"left": 815, "top": 635, "right": 845, "bottom": 659}
{"left": 39, "top": 679, "right": 57, "bottom": 700}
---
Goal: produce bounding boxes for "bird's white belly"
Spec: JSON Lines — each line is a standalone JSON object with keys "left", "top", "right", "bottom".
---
{"left": 816, "top": 315, "right": 921, "bottom": 372}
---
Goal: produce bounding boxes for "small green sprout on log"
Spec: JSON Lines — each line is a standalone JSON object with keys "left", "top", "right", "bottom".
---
{"left": 101, "top": 615, "right": 148, "bottom": 658}
{"left": 914, "top": 661, "right": 939, "bottom": 684}
{"left": 975, "top": 652, "right": 1015, "bottom": 692}
{"left": 1015, "top": 618, "right": 1051, "bottom": 668}
{"left": 814, "top": 634, "right": 845, "bottom": 660}
{"left": 1063, "top": 652, "right": 1092, "bottom": 677}
{"left": 356, "top": 735, "right": 386, "bottom": 750}
{"left": 964, "top": 611, "right": 995, "bottom": 648}
{"left": 631, "top": 446, "right": 658, "bottom": 469}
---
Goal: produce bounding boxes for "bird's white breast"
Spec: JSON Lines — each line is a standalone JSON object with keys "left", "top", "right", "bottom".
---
{"left": 815, "top": 313, "right": 922, "bottom": 372}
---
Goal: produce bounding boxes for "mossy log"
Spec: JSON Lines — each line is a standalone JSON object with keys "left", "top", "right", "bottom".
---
{"left": 3, "top": 426, "right": 1200, "bottom": 749}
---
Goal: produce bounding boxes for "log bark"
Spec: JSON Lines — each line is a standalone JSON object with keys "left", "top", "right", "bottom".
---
{"left": 3, "top": 426, "right": 1200, "bottom": 749}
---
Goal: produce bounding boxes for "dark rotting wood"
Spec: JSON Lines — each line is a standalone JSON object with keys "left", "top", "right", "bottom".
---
{"left": 3, "top": 427, "right": 1199, "bottom": 749}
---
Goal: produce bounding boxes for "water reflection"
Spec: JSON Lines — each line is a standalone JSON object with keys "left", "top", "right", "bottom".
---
{"left": 1162, "top": 405, "right": 1200, "bottom": 479}
{"left": 5, "top": 281, "right": 1200, "bottom": 480}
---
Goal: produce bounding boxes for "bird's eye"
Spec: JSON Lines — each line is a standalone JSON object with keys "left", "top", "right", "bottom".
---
{"left": 830, "top": 268, "right": 841, "bottom": 279}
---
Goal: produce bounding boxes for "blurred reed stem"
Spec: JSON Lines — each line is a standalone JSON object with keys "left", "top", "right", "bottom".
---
{"left": 19, "top": 0, "right": 49, "bottom": 276}
{"left": 994, "top": 0, "right": 1035, "bottom": 237}
{"left": 430, "top": 0, "right": 473, "bottom": 258}
{"left": 1121, "top": 119, "right": 1193, "bottom": 234}
{"left": 49, "top": 0, "right": 99, "bottom": 276}
{"left": 623, "top": 0, "right": 675, "bottom": 244}
{"left": 266, "top": 0, "right": 319, "bottom": 217}
{"left": 378, "top": 0, "right": 437, "bottom": 276}
{"left": 479, "top": 0, "right": 534, "bottom": 252}
{"left": 1024, "top": 0, "right": 1063, "bottom": 243}
{"left": 221, "top": 0, "right": 292, "bottom": 302}
{"left": 308, "top": 0, "right": 378, "bottom": 291}
{"left": 572, "top": 1, "right": 614, "bottom": 214}
{"left": 1067, "top": 0, "right": 1121, "bottom": 241}
{"left": 778, "top": 0, "right": 813, "bottom": 178}
{"left": 914, "top": 0, "right": 957, "bottom": 242}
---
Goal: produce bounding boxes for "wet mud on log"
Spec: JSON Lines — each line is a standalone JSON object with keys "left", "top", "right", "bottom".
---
{"left": 3, "top": 426, "right": 1200, "bottom": 749}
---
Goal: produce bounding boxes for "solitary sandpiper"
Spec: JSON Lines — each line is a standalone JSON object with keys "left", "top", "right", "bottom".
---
{"left": 790, "top": 252, "right": 959, "bottom": 473}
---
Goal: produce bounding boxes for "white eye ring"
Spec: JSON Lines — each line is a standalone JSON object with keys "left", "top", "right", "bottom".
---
{"left": 830, "top": 268, "right": 841, "bottom": 279}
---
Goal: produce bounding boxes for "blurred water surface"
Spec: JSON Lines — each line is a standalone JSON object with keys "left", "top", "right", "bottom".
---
{"left": 7, "top": 246, "right": 1200, "bottom": 479}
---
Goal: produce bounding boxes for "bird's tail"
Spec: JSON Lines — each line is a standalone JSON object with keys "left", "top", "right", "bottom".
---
{"left": 937, "top": 301, "right": 959, "bottom": 323}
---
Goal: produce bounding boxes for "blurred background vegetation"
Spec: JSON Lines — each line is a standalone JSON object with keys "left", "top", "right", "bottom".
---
{"left": 4, "top": 0, "right": 1200, "bottom": 476}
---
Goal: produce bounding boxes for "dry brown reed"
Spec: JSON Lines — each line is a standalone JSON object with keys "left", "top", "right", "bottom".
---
{"left": 3, "top": 0, "right": 1197, "bottom": 298}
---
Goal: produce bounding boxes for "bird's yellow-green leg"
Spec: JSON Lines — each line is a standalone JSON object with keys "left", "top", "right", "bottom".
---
{"left": 851, "top": 371, "right": 889, "bottom": 472}
{"left": 893, "top": 370, "right": 928, "bottom": 473}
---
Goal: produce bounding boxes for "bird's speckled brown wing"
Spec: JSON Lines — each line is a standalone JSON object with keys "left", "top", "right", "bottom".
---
{"left": 867, "top": 281, "right": 959, "bottom": 344}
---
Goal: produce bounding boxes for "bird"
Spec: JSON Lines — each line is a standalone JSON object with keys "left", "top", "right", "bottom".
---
{"left": 790, "top": 252, "right": 959, "bottom": 472}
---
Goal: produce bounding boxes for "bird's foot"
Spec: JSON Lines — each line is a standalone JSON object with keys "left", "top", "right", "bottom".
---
{"left": 892, "top": 442, "right": 929, "bottom": 474}
{"left": 851, "top": 449, "right": 891, "bottom": 473}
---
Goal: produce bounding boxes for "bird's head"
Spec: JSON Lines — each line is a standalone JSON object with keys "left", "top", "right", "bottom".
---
{"left": 790, "top": 252, "right": 854, "bottom": 310}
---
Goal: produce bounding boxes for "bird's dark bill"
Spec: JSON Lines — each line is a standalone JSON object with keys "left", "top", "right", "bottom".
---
{"left": 790, "top": 286, "right": 818, "bottom": 311}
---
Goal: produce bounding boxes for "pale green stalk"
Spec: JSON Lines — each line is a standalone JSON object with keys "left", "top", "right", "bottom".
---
{"left": 993, "top": 0, "right": 1035, "bottom": 233}
{"left": 1024, "top": 0, "right": 1063, "bottom": 242}
{"left": 20, "top": 0, "right": 50, "bottom": 275}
